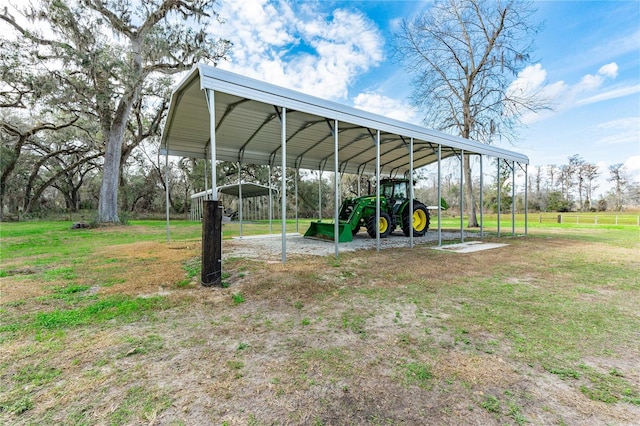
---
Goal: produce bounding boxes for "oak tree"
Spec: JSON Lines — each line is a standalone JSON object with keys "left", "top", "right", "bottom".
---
{"left": 394, "top": 0, "right": 547, "bottom": 226}
{"left": 1, "top": 0, "right": 230, "bottom": 223}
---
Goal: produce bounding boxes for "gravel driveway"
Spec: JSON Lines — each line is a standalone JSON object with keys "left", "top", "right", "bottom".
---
{"left": 224, "top": 229, "right": 467, "bottom": 259}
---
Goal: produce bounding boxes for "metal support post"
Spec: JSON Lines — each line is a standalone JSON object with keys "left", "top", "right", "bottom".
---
{"left": 497, "top": 159, "right": 501, "bottom": 238}
{"left": 437, "top": 144, "right": 442, "bottom": 246}
{"left": 238, "top": 161, "right": 243, "bottom": 238}
{"left": 334, "top": 119, "right": 339, "bottom": 258}
{"left": 409, "top": 137, "right": 414, "bottom": 248}
{"left": 479, "top": 155, "right": 484, "bottom": 238}
{"left": 281, "top": 107, "right": 287, "bottom": 263}
{"left": 512, "top": 160, "right": 516, "bottom": 236}
{"left": 460, "top": 150, "right": 464, "bottom": 243}
{"left": 524, "top": 164, "right": 529, "bottom": 236}
{"left": 376, "top": 130, "right": 381, "bottom": 252}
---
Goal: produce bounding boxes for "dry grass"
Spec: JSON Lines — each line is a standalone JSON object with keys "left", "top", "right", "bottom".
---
{"left": 1, "top": 224, "right": 639, "bottom": 425}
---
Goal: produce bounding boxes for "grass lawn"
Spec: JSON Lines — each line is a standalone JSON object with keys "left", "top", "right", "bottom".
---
{"left": 0, "top": 219, "right": 638, "bottom": 424}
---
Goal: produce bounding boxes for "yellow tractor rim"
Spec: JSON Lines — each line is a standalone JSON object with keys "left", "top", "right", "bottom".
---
{"left": 379, "top": 217, "right": 389, "bottom": 233}
{"left": 413, "top": 210, "right": 427, "bottom": 231}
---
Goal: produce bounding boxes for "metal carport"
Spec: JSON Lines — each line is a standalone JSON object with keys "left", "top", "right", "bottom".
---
{"left": 160, "top": 63, "right": 529, "bottom": 263}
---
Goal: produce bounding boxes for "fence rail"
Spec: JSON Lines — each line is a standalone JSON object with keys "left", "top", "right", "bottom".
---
{"left": 537, "top": 213, "right": 640, "bottom": 226}
{"left": 441, "top": 213, "right": 640, "bottom": 228}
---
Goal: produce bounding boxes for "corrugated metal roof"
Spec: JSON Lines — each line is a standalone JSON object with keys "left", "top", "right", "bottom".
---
{"left": 160, "top": 64, "right": 528, "bottom": 176}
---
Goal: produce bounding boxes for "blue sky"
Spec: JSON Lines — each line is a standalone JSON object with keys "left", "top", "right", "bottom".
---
{"left": 214, "top": 0, "right": 640, "bottom": 195}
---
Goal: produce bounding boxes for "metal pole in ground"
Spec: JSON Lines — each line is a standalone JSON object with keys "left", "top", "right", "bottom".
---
{"left": 409, "top": 137, "right": 414, "bottom": 249}
{"left": 437, "top": 144, "right": 442, "bottom": 246}
{"left": 238, "top": 161, "right": 243, "bottom": 238}
{"left": 268, "top": 164, "right": 273, "bottom": 234}
{"left": 334, "top": 119, "right": 339, "bottom": 258}
{"left": 460, "top": 150, "right": 464, "bottom": 243}
{"left": 295, "top": 166, "right": 299, "bottom": 234}
{"left": 524, "top": 163, "right": 529, "bottom": 236}
{"left": 512, "top": 160, "right": 516, "bottom": 237}
{"left": 497, "top": 159, "right": 501, "bottom": 238}
{"left": 318, "top": 169, "right": 322, "bottom": 221}
{"left": 281, "top": 107, "right": 287, "bottom": 263}
{"left": 165, "top": 146, "right": 170, "bottom": 241}
{"left": 376, "top": 129, "right": 381, "bottom": 252}
{"left": 479, "top": 154, "right": 484, "bottom": 238}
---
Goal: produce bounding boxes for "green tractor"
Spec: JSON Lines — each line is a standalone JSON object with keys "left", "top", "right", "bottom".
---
{"left": 304, "top": 178, "right": 430, "bottom": 243}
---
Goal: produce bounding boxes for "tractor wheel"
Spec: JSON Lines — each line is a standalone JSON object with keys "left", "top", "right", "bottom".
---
{"left": 366, "top": 211, "right": 393, "bottom": 239}
{"left": 402, "top": 203, "right": 430, "bottom": 237}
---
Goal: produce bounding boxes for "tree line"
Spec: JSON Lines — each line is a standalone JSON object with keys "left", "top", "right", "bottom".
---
{"left": 528, "top": 155, "right": 638, "bottom": 212}
{"left": 2, "top": 1, "right": 637, "bottom": 223}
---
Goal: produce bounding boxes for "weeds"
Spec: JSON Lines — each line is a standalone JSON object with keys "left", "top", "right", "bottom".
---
{"left": 109, "top": 386, "right": 171, "bottom": 425}
{"left": 481, "top": 395, "right": 501, "bottom": 413}
{"left": 232, "top": 293, "right": 245, "bottom": 305}
{"left": 0, "top": 396, "right": 33, "bottom": 415}
{"left": 402, "top": 362, "right": 433, "bottom": 388}
{"left": 341, "top": 311, "right": 366, "bottom": 335}
{"left": 14, "top": 364, "right": 61, "bottom": 386}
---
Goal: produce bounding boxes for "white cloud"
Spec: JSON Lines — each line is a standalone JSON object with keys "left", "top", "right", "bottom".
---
{"left": 214, "top": 0, "right": 384, "bottom": 100}
{"left": 509, "top": 64, "right": 548, "bottom": 94}
{"left": 515, "top": 61, "right": 638, "bottom": 124}
{"left": 352, "top": 92, "right": 418, "bottom": 123}
{"left": 577, "top": 84, "right": 640, "bottom": 105}
{"left": 598, "top": 62, "right": 619, "bottom": 78}
{"left": 509, "top": 64, "right": 567, "bottom": 124}
{"left": 594, "top": 117, "right": 640, "bottom": 145}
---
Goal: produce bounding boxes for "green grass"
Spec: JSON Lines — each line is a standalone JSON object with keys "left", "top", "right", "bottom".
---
{"left": 1, "top": 295, "right": 166, "bottom": 334}
{"left": 232, "top": 292, "right": 245, "bottom": 305}
{"left": 402, "top": 362, "right": 433, "bottom": 388}
{"left": 14, "top": 363, "right": 62, "bottom": 386}
{"left": 481, "top": 395, "right": 501, "bottom": 413}
{"left": 0, "top": 219, "right": 638, "bottom": 423}
{"left": 1, "top": 215, "right": 636, "bottom": 265}
{"left": 0, "top": 396, "right": 34, "bottom": 415}
{"left": 109, "top": 385, "right": 172, "bottom": 425}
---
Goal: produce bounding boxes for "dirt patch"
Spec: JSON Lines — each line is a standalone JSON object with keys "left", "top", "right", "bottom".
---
{"left": 434, "top": 351, "right": 520, "bottom": 386}
{"left": 91, "top": 241, "right": 200, "bottom": 297}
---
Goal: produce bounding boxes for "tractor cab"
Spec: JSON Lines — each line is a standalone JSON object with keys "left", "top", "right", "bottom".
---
{"left": 379, "top": 179, "right": 410, "bottom": 215}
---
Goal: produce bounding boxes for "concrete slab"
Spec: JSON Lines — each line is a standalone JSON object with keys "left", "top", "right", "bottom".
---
{"left": 432, "top": 241, "right": 508, "bottom": 253}
{"left": 232, "top": 233, "right": 301, "bottom": 240}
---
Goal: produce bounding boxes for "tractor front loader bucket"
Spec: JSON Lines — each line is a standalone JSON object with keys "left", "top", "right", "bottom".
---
{"left": 303, "top": 221, "right": 353, "bottom": 243}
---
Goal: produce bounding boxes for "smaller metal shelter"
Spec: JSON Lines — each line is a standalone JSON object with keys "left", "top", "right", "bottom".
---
{"left": 190, "top": 182, "right": 277, "bottom": 221}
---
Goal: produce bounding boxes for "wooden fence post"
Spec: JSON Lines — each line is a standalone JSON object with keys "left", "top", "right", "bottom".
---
{"left": 202, "top": 200, "right": 223, "bottom": 286}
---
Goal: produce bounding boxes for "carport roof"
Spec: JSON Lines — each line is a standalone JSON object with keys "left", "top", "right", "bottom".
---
{"left": 160, "top": 64, "right": 528, "bottom": 176}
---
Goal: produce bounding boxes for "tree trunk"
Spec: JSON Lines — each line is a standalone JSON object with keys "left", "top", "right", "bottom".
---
{"left": 98, "top": 129, "right": 123, "bottom": 223}
{"left": 97, "top": 83, "right": 140, "bottom": 223}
